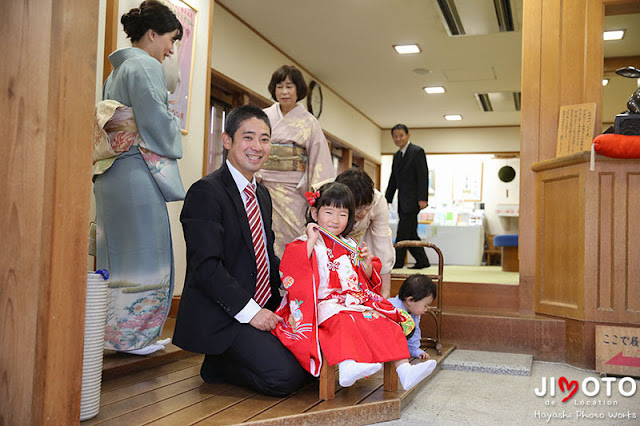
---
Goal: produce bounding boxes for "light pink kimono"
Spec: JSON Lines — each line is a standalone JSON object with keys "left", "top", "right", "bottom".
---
{"left": 261, "top": 103, "right": 335, "bottom": 257}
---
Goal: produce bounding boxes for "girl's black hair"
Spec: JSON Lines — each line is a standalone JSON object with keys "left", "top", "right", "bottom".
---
{"left": 398, "top": 274, "right": 437, "bottom": 302}
{"left": 306, "top": 182, "right": 356, "bottom": 237}
{"left": 121, "top": 0, "right": 183, "bottom": 43}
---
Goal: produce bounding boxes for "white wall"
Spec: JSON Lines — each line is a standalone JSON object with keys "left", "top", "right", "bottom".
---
{"left": 380, "top": 126, "right": 521, "bottom": 154}
{"left": 210, "top": 6, "right": 381, "bottom": 157}
{"left": 381, "top": 153, "right": 520, "bottom": 239}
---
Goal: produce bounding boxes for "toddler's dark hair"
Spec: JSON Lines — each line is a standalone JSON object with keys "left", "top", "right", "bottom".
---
{"left": 398, "top": 274, "right": 437, "bottom": 302}
{"left": 306, "top": 182, "right": 355, "bottom": 237}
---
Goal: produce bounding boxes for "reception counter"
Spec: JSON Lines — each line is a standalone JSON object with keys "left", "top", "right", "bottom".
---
{"left": 390, "top": 220, "right": 484, "bottom": 266}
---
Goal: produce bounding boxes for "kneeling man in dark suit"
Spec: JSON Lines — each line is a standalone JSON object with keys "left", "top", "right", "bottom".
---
{"left": 173, "top": 105, "right": 307, "bottom": 397}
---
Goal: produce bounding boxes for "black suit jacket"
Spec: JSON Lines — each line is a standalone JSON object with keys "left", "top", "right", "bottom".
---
{"left": 173, "top": 164, "right": 282, "bottom": 355}
{"left": 385, "top": 142, "right": 429, "bottom": 214}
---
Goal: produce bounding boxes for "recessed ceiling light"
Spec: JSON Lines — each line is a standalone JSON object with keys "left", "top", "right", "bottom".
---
{"left": 444, "top": 114, "right": 462, "bottom": 121}
{"left": 602, "top": 79, "right": 609, "bottom": 86}
{"left": 424, "top": 86, "right": 446, "bottom": 94}
{"left": 604, "top": 30, "right": 625, "bottom": 41}
{"left": 393, "top": 44, "right": 421, "bottom": 54}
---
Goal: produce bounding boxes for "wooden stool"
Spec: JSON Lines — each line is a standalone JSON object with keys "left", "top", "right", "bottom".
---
{"left": 318, "top": 354, "right": 398, "bottom": 400}
{"left": 392, "top": 241, "right": 444, "bottom": 356}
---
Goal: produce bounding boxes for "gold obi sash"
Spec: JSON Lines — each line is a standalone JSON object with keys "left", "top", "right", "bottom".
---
{"left": 262, "top": 143, "right": 307, "bottom": 172}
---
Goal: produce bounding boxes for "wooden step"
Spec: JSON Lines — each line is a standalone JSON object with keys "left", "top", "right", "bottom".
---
{"left": 85, "top": 345, "right": 455, "bottom": 424}
{"left": 421, "top": 310, "right": 566, "bottom": 362}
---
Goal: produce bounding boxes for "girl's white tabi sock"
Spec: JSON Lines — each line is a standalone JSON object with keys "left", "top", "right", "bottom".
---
{"left": 338, "top": 359, "right": 382, "bottom": 387}
{"left": 396, "top": 359, "right": 437, "bottom": 390}
{"left": 122, "top": 338, "right": 171, "bottom": 356}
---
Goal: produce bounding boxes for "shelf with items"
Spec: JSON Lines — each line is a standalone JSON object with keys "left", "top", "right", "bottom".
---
{"left": 495, "top": 203, "right": 519, "bottom": 217}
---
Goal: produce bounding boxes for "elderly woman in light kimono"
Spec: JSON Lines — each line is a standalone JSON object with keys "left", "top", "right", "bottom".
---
{"left": 261, "top": 65, "right": 335, "bottom": 257}
{"left": 93, "top": 0, "right": 184, "bottom": 355}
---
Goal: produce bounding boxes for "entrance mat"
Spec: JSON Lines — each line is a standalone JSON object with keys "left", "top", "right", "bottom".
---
{"left": 439, "top": 349, "right": 532, "bottom": 376}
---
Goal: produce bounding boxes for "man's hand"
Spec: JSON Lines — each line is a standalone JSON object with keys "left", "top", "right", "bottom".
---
{"left": 249, "top": 309, "right": 282, "bottom": 331}
{"left": 418, "top": 200, "right": 428, "bottom": 210}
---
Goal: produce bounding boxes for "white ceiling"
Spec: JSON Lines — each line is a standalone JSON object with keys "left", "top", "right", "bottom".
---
{"left": 217, "top": 0, "right": 640, "bottom": 129}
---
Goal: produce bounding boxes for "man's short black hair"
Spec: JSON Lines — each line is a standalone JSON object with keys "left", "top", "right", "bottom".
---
{"left": 225, "top": 105, "right": 271, "bottom": 140}
{"left": 391, "top": 124, "right": 410, "bottom": 135}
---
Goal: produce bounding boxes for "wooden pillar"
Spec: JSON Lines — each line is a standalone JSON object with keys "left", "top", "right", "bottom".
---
{"left": 520, "top": 0, "right": 604, "bottom": 315}
{"left": 521, "top": 0, "right": 640, "bottom": 369}
{"left": 1, "top": 0, "right": 97, "bottom": 423}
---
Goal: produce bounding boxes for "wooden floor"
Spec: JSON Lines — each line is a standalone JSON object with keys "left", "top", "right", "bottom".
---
{"left": 84, "top": 343, "right": 454, "bottom": 425}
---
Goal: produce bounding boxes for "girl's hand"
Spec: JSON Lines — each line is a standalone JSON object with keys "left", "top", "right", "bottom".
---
{"left": 306, "top": 223, "right": 320, "bottom": 258}
{"left": 418, "top": 352, "right": 431, "bottom": 360}
{"left": 359, "top": 241, "right": 374, "bottom": 278}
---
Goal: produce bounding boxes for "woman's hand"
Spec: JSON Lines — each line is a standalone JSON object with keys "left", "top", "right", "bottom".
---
{"left": 359, "top": 241, "right": 374, "bottom": 278}
{"left": 418, "top": 351, "right": 431, "bottom": 360}
{"left": 306, "top": 223, "right": 320, "bottom": 258}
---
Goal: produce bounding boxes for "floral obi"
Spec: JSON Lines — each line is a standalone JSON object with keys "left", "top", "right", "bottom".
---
{"left": 93, "top": 100, "right": 185, "bottom": 201}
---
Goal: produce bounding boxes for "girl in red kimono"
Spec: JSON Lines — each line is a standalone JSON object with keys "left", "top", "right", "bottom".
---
{"left": 272, "top": 182, "right": 437, "bottom": 390}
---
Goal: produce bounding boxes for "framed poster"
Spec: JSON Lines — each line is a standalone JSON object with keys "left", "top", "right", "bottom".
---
{"left": 162, "top": 0, "right": 198, "bottom": 134}
{"left": 452, "top": 162, "right": 483, "bottom": 202}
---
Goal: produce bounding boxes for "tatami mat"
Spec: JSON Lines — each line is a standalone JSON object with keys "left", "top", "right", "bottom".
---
{"left": 392, "top": 265, "right": 519, "bottom": 285}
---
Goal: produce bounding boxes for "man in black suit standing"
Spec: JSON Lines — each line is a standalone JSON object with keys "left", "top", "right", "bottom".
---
{"left": 173, "top": 105, "right": 307, "bottom": 397}
{"left": 385, "top": 124, "right": 431, "bottom": 269}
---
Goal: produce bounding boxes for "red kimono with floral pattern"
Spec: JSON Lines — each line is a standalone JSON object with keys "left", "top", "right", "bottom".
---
{"left": 272, "top": 234, "right": 412, "bottom": 376}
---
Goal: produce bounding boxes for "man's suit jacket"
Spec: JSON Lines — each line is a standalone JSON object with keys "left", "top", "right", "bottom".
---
{"left": 385, "top": 142, "right": 429, "bottom": 214}
{"left": 173, "top": 163, "right": 282, "bottom": 355}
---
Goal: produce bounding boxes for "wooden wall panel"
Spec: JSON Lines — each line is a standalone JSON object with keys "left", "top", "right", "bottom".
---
{"left": 596, "top": 173, "right": 614, "bottom": 313}
{"left": 626, "top": 173, "right": 640, "bottom": 314}
{"left": 536, "top": 168, "right": 585, "bottom": 319}
{"left": 1, "top": 0, "right": 97, "bottom": 423}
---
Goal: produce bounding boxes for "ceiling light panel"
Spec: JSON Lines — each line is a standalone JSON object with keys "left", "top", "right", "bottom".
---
{"left": 444, "top": 114, "right": 463, "bottom": 121}
{"left": 604, "top": 30, "right": 625, "bottom": 41}
{"left": 394, "top": 44, "right": 421, "bottom": 54}
{"left": 424, "top": 86, "right": 446, "bottom": 94}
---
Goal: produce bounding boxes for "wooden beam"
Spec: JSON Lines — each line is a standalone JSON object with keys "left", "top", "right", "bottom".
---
{"left": 604, "top": 56, "right": 640, "bottom": 73}
{"left": 104, "top": 0, "right": 119, "bottom": 82}
{"left": 202, "top": 2, "right": 216, "bottom": 176}
{"left": 603, "top": 0, "right": 640, "bottom": 15}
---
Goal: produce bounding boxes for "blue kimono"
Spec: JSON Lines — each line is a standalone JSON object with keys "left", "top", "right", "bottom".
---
{"left": 94, "top": 47, "right": 184, "bottom": 351}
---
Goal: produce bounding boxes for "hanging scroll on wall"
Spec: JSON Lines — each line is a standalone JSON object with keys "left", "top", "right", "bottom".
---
{"left": 556, "top": 102, "right": 597, "bottom": 157}
{"left": 162, "top": 0, "right": 198, "bottom": 134}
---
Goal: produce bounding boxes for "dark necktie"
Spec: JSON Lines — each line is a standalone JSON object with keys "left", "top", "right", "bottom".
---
{"left": 243, "top": 183, "right": 271, "bottom": 307}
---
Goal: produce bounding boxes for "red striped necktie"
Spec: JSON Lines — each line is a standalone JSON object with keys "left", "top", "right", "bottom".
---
{"left": 243, "top": 183, "right": 271, "bottom": 307}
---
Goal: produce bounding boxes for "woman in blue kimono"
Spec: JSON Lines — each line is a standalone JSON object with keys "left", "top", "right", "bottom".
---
{"left": 93, "top": 0, "right": 184, "bottom": 355}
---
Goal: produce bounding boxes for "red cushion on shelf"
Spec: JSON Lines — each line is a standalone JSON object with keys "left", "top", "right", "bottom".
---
{"left": 592, "top": 133, "right": 640, "bottom": 159}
